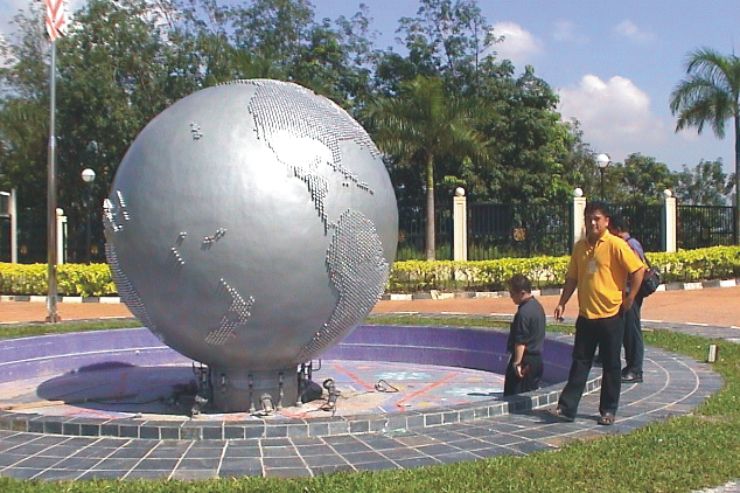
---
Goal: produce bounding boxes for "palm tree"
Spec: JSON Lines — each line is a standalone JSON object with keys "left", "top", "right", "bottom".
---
{"left": 670, "top": 47, "right": 740, "bottom": 244}
{"left": 367, "top": 76, "right": 487, "bottom": 260}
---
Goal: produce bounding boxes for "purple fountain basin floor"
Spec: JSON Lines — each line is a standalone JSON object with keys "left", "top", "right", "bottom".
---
{"left": 0, "top": 325, "right": 571, "bottom": 434}
{"left": 0, "top": 360, "right": 506, "bottom": 420}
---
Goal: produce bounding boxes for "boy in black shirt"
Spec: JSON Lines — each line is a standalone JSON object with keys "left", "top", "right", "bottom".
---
{"left": 504, "top": 274, "right": 546, "bottom": 396}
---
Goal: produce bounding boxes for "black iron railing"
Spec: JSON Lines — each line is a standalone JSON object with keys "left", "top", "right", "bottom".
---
{"left": 609, "top": 204, "right": 663, "bottom": 252}
{"left": 2, "top": 203, "right": 736, "bottom": 265}
{"left": 677, "top": 205, "right": 735, "bottom": 249}
{"left": 467, "top": 202, "right": 571, "bottom": 259}
{"left": 396, "top": 205, "right": 452, "bottom": 260}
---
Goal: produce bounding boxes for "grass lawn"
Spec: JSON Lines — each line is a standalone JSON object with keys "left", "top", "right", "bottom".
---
{"left": 0, "top": 316, "right": 736, "bottom": 492}
{"left": 0, "top": 318, "right": 141, "bottom": 340}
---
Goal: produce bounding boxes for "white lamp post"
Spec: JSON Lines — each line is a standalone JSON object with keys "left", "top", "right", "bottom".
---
{"left": 595, "top": 153, "right": 611, "bottom": 199}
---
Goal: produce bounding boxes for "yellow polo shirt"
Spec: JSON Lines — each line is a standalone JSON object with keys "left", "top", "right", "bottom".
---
{"left": 567, "top": 230, "right": 644, "bottom": 319}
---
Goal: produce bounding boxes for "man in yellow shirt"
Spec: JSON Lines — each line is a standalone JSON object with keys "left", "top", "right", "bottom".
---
{"left": 552, "top": 201, "right": 644, "bottom": 425}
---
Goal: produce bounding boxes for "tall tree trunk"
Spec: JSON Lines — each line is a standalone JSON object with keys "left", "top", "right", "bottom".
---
{"left": 425, "top": 153, "right": 436, "bottom": 261}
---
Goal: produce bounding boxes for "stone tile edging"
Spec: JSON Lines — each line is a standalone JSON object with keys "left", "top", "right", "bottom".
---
{"left": 0, "top": 383, "right": 583, "bottom": 442}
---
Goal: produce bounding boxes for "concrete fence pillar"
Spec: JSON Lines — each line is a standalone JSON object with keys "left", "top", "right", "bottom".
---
{"left": 572, "top": 188, "right": 586, "bottom": 246}
{"left": 9, "top": 188, "right": 17, "bottom": 263}
{"left": 453, "top": 187, "right": 467, "bottom": 261}
{"left": 56, "top": 208, "right": 67, "bottom": 264}
{"left": 663, "top": 189, "right": 677, "bottom": 252}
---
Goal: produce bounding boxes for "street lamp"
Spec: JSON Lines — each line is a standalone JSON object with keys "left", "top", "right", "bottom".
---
{"left": 596, "top": 153, "right": 611, "bottom": 199}
{"left": 81, "top": 168, "right": 96, "bottom": 264}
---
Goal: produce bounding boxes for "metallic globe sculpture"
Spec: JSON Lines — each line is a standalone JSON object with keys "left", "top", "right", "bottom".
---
{"left": 103, "top": 80, "right": 398, "bottom": 412}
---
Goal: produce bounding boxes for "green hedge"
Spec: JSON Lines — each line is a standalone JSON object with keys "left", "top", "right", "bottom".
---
{"left": 0, "top": 263, "right": 117, "bottom": 297}
{"left": 391, "top": 246, "right": 740, "bottom": 292}
{"left": 1, "top": 246, "right": 738, "bottom": 296}
{"left": 389, "top": 256, "right": 571, "bottom": 292}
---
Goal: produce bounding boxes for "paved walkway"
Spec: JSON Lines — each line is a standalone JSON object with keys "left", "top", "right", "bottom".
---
{"left": 0, "top": 286, "right": 735, "bottom": 480}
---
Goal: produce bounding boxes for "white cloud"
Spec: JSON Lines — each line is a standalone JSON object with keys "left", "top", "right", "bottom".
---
{"left": 552, "top": 19, "right": 588, "bottom": 43}
{"left": 489, "top": 21, "right": 542, "bottom": 66}
{"left": 557, "top": 74, "right": 666, "bottom": 161}
{"left": 558, "top": 74, "right": 732, "bottom": 170}
{"left": 614, "top": 19, "right": 655, "bottom": 43}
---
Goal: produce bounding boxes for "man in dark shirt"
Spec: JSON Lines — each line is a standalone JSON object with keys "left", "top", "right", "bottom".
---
{"left": 504, "top": 274, "right": 546, "bottom": 396}
{"left": 609, "top": 215, "right": 647, "bottom": 383}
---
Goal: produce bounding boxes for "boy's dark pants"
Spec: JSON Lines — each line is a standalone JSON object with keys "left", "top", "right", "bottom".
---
{"left": 503, "top": 354, "right": 543, "bottom": 396}
{"left": 623, "top": 296, "right": 644, "bottom": 374}
{"left": 557, "top": 314, "right": 625, "bottom": 418}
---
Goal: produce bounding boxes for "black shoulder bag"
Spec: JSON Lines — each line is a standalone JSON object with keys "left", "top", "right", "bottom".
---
{"left": 638, "top": 256, "right": 662, "bottom": 298}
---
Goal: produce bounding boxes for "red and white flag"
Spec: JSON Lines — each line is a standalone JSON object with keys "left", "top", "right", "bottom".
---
{"left": 44, "top": 0, "right": 65, "bottom": 42}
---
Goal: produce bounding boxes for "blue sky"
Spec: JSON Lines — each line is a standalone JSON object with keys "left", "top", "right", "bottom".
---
{"left": 1, "top": 0, "right": 737, "bottom": 174}
{"left": 313, "top": 0, "right": 738, "bottom": 174}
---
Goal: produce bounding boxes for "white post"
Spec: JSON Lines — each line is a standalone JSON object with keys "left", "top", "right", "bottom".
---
{"left": 572, "top": 188, "right": 586, "bottom": 245}
{"left": 453, "top": 187, "right": 467, "bottom": 261}
{"left": 9, "top": 188, "right": 17, "bottom": 263}
{"left": 56, "top": 208, "right": 67, "bottom": 264}
{"left": 663, "top": 189, "right": 676, "bottom": 252}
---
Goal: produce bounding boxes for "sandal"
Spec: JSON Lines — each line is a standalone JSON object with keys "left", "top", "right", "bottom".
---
{"left": 550, "top": 407, "right": 575, "bottom": 422}
{"left": 598, "top": 413, "right": 615, "bottom": 426}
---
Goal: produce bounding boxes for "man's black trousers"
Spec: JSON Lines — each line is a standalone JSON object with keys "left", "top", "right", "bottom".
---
{"left": 557, "top": 313, "right": 625, "bottom": 418}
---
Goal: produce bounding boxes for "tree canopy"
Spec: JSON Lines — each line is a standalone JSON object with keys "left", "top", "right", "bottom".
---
{"left": 0, "top": 0, "right": 735, "bottom": 261}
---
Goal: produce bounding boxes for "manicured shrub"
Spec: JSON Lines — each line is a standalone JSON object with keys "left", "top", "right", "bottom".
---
{"left": 0, "top": 262, "right": 117, "bottom": 297}
{"left": 389, "top": 245, "right": 739, "bottom": 293}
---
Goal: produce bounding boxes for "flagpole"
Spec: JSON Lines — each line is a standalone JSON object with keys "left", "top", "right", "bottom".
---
{"left": 46, "top": 39, "right": 59, "bottom": 323}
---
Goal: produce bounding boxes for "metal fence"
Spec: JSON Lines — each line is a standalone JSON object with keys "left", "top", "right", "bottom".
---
{"left": 677, "top": 205, "right": 735, "bottom": 250}
{"left": 609, "top": 204, "right": 663, "bottom": 252}
{"left": 0, "top": 207, "right": 106, "bottom": 264}
{"left": 0, "top": 203, "right": 736, "bottom": 264}
{"left": 14, "top": 208, "right": 46, "bottom": 263}
{"left": 467, "top": 202, "right": 571, "bottom": 259}
{"left": 396, "top": 205, "right": 452, "bottom": 260}
{"left": 0, "top": 217, "right": 9, "bottom": 261}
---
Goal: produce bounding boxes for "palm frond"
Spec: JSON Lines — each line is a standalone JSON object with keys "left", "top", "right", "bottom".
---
{"left": 670, "top": 49, "right": 740, "bottom": 140}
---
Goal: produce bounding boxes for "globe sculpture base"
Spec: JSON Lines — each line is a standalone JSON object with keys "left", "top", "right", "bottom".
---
{"left": 209, "top": 367, "right": 298, "bottom": 414}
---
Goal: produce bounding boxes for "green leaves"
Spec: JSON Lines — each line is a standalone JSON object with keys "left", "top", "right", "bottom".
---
{"left": 674, "top": 159, "right": 734, "bottom": 205}
{"left": 366, "top": 75, "right": 489, "bottom": 259}
{"left": 670, "top": 46, "right": 739, "bottom": 243}
{"left": 671, "top": 47, "right": 740, "bottom": 139}
{"left": 0, "top": 262, "right": 117, "bottom": 296}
